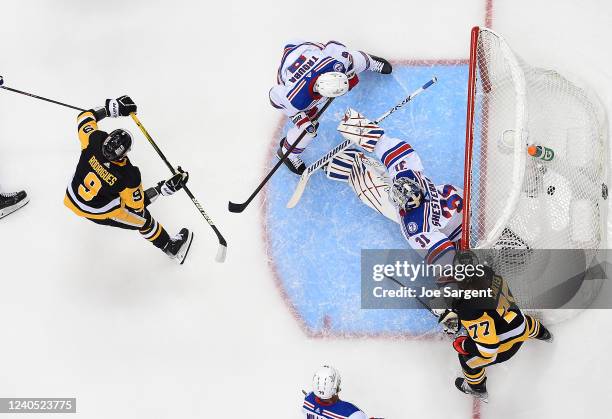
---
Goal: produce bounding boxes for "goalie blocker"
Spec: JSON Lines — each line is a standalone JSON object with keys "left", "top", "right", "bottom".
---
{"left": 325, "top": 109, "right": 398, "bottom": 221}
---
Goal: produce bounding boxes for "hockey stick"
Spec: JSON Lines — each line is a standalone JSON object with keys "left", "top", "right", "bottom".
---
{"left": 130, "top": 113, "right": 227, "bottom": 263}
{"left": 382, "top": 273, "right": 435, "bottom": 315}
{"left": 286, "top": 77, "right": 438, "bottom": 209}
{"left": 383, "top": 273, "right": 459, "bottom": 339}
{"left": 227, "top": 98, "right": 335, "bottom": 213}
{"left": 0, "top": 76, "right": 85, "bottom": 111}
{"left": 0, "top": 77, "right": 228, "bottom": 262}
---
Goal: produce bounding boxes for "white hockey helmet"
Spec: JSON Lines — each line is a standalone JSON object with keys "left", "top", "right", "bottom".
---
{"left": 391, "top": 176, "right": 424, "bottom": 211}
{"left": 312, "top": 365, "right": 341, "bottom": 399}
{"left": 314, "top": 72, "right": 349, "bottom": 98}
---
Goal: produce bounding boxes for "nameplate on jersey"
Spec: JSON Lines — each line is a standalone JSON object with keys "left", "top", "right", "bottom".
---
{"left": 288, "top": 55, "right": 319, "bottom": 84}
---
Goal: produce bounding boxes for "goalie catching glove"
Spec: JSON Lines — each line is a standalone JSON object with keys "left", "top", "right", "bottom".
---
{"left": 145, "top": 167, "right": 189, "bottom": 205}
{"left": 337, "top": 108, "right": 384, "bottom": 153}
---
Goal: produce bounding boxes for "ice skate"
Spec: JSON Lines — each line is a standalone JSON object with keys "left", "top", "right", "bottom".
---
{"left": 0, "top": 190, "right": 29, "bottom": 219}
{"left": 536, "top": 327, "right": 554, "bottom": 343}
{"left": 367, "top": 54, "right": 392, "bottom": 74}
{"left": 165, "top": 228, "right": 194, "bottom": 265}
{"left": 277, "top": 138, "right": 306, "bottom": 175}
{"left": 455, "top": 377, "right": 488, "bottom": 403}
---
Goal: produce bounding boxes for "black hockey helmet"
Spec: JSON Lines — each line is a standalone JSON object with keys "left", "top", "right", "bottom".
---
{"left": 102, "top": 129, "right": 133, "bottom": 162}
{"left": 453, "top": 250, "right": 479, "bottom": 269}
{"left": 453, "top": 250, "right": 493, "bottom": 288}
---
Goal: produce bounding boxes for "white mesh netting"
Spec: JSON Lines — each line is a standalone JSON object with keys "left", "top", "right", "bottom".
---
{"left": 464, "top": 27, "right": 608, "bottom": 321}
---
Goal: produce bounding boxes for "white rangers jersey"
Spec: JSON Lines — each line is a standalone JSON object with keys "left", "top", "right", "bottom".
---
{"left": 302, "top": 392, "right": 367, "bottom": 419}
{"left": 374, "top": 135, "right": 464, "bottom": 265}
{"left": 269, "top": 40, "right": 365, "bottom": 117}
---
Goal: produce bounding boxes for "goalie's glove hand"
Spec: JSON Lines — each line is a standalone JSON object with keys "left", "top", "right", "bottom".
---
{"left": 158, "top": 167, "right": 189, "bottom": 196}
{"left": 337, "top": 108, "right": 384, "bottom": 153}
{"left": 105, "top": 95, "right": 137, "bottom": 117}
{"left": 290, "top": 111, "right": 317, "bottom": 137}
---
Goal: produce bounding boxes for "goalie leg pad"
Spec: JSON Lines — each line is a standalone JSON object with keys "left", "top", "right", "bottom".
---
{"left": 325, "top": 148, "right": 361, "bottom": 182}
{"left": 348, "top": 153, "right": 398, "bottom": 223}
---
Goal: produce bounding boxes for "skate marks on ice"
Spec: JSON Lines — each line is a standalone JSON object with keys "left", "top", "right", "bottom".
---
{"left": 263, "top": 65, "right": 468, "bottom": 337}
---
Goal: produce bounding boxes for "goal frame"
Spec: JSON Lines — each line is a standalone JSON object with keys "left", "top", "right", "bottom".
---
{"left": 461, "top": 26, "right": 528, "bottom": 251}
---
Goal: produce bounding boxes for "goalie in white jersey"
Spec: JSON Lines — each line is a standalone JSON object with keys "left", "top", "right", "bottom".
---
{"left": 327, "top": 109, "right": 463, "bottom": 266}
{"left": 269, "top": 40, "right": 392, "bottom": 175}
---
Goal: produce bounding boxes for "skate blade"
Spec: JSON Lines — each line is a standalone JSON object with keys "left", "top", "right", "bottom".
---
{"left": 456, "top": 381, "right": 489, "bottom": 403}
{"left": 459, "top": 389, "right": 489, "bottom": 403}
{"left": 0, "top": 196, "right": 30, "bottom": 220}
{"left": 466, "top": 391, "right": 488, "bottom": 403}
{"left": 176, "top": 231, "right": 194, "bottom": 265}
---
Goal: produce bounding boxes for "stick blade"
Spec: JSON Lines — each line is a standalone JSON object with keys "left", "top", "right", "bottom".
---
{"left": 286, "top": 175, "right": 310, "bottom": 208}
{"left": 228, "top": 201, "right": 247, "bottom": 213}
{"left": 215, "top": 243, "right": 227, "bottom": 263}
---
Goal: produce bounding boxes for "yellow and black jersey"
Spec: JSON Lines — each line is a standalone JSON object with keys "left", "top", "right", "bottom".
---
{"left": 64, "top": 110, "right": 144, "bottom": 219}
{"left": 453, "top": 268, "right": 529, "bottom": 363}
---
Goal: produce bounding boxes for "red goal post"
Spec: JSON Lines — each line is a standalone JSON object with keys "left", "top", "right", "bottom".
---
{"left": 462, "top": 26, "right": 529, "bottom": 252}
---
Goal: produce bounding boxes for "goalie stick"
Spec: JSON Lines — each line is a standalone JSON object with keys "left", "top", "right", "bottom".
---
{"left": 228, "top": 98, "right": 335, "bottom": 213}
{"left": 382, "top": 273, "right": 435, "bottom": 315}
{"left": 383, "top": 273, "right": 457, "bottom": 339}
{"left": 286, "top": 77, "right": 438, "bottom": 208}
{"left": 0, "top": 77, "right": 227, "bottom": 262}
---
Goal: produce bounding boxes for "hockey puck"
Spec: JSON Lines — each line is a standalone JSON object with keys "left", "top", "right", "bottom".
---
{"left": 0, "top": 76, "right": 3, "bottom": 86}
{"left": 547, "top": 186, "right": 556, "bottom": 196}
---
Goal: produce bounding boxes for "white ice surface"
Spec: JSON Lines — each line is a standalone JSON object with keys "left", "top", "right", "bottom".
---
{"left": 0, "top": 1, "right": 610, "bottom": 418}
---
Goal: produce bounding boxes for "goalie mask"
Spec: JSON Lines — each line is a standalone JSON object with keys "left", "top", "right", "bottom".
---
{"left": 390, "top": 176, "right": 424, "bottom": 211}
{"left": 314, "top": 72, "right": 349, "bottom": 98}
{"left": 102, "top": 129, "right": 133, "bottom": 162}
{"left": 312, "top": 365, "right": 341, "bottom": 400}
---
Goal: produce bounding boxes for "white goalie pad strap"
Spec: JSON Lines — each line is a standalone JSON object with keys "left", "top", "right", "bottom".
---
{"left": 348, "top": 153, "right": 399, "bottom": 223}
{"left": 325, "top": 148, "right": 361, "bottom": 182}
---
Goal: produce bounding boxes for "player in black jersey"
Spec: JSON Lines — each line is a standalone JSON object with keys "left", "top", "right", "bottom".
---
{"left": 435, "top": 251, "right": 553, "bottom": 402}
{"left": 64, "top": 95, "right": 193, "bottom": 264}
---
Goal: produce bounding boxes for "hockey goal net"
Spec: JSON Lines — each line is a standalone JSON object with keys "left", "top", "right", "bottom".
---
{"left": 462, "top": 26, "right": 608, "bottom": 314}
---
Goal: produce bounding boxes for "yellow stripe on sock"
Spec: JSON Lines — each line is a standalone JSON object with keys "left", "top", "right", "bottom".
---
{"left": 148, "top": 225, "right": 163, "bottom": 242}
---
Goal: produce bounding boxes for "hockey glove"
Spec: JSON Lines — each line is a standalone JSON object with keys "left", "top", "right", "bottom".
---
{"left": 347, "top": 71, "right": 359, "bottom": 90}
{"left": 105, "top": 95, "right": 137, "bottom": 117}
{"left": 453, "top": 335, "right": 470, "bottom": 356}
{"left": 437, "top": 309, "right": 460, "bottom": 335}
{"left": 337, "top": 108, "right": 384, "bottom": 153}
{"left": 159, "top": 167, "right": 189, "bottom": 196}
{"left": 290, "top": 111, "right": 317, "bottom": 137}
